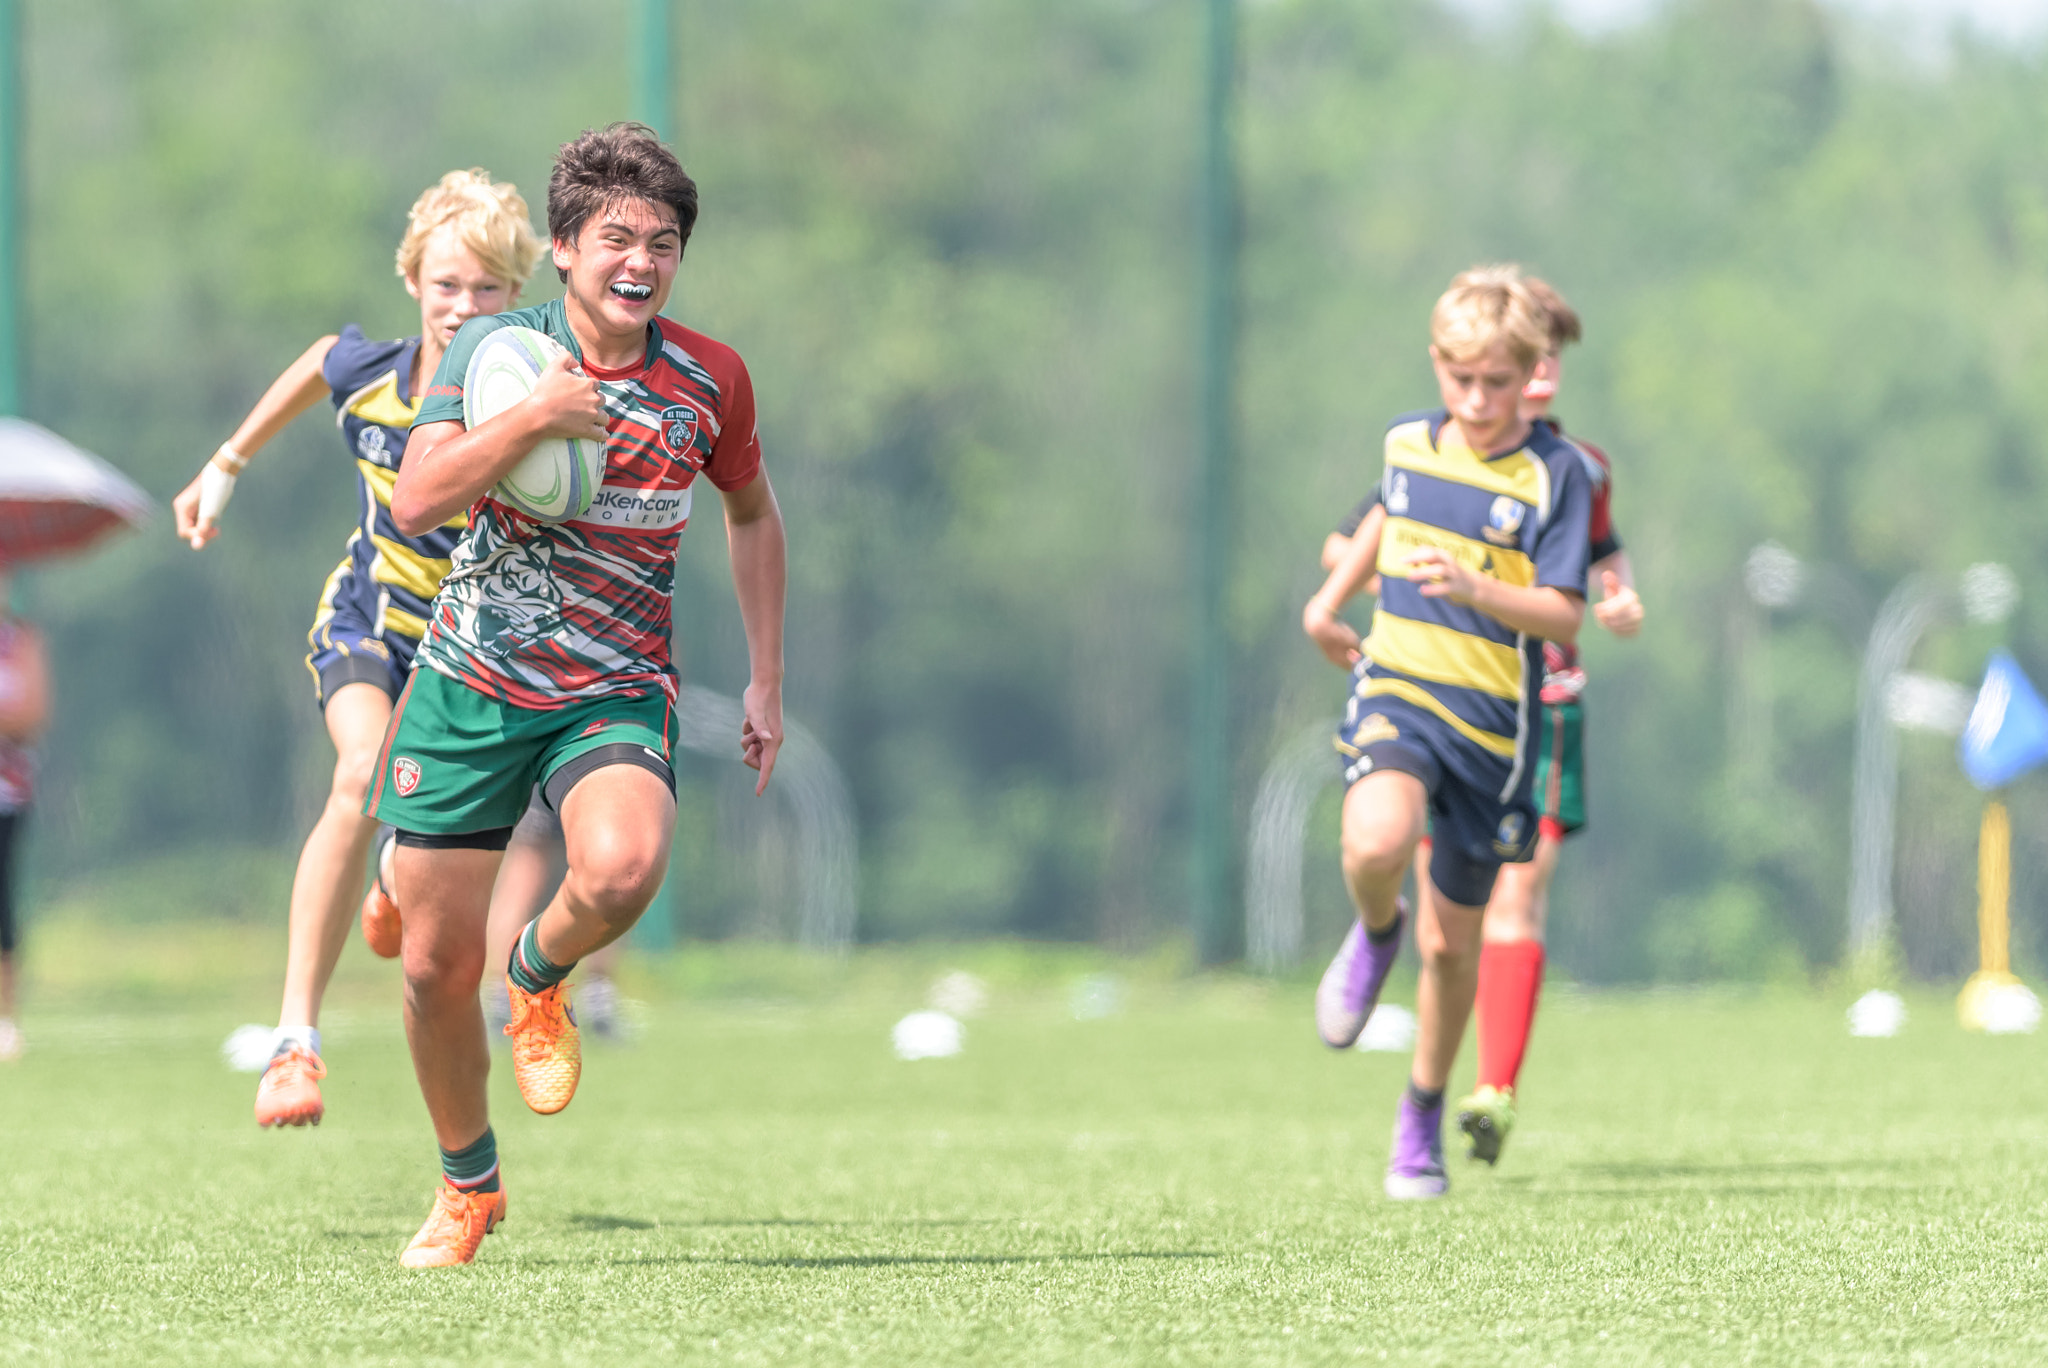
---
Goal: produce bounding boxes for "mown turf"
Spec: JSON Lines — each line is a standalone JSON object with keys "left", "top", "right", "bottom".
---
{"left": 1, "top": 937, "right": 2045, "bottom": 1365}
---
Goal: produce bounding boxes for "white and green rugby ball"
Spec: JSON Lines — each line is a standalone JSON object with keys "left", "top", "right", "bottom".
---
{"left": 462, "top": 325, "right": 605, "bottom": 523}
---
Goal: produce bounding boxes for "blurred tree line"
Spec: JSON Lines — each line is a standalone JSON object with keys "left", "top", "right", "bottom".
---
{"left": 16, "top": 0, "right": 2048, "bottom": 980}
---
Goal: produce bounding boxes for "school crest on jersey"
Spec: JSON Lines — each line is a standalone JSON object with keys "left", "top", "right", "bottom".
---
{"left": 1483, "top": 495, "right": 1526, "bottom": 546}
{"left": 394, "top": 757, "right": 421, "bottom": 797}
{"left": 659, "top": 404, "right": 701, "bottom": 463}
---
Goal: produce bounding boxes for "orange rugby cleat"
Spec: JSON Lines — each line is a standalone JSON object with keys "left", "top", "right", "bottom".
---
{"left": 254, "top": 1044, "right": 326, "bottom": 1128}
{"left": 505, "top": 979, "right": 580, "bottom": 1114}
{"left": 360, "top": 881, "right": 402, "bottom": 959}
{"left": 399, "top": 1182, "right": 507, "bottom": 1268}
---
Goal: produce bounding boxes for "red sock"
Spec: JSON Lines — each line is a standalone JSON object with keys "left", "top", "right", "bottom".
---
{"left": 1475, "top": 939, "right": 1544, "bottom": 1092}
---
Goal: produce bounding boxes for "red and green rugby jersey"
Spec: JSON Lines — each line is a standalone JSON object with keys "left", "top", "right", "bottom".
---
{"left": 411, "top": 298, "right": 763, "bottom": 708}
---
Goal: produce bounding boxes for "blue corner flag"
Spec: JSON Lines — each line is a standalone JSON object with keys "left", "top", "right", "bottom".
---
{"left": 1960, "top": 650, "right": 2048, "bottom": 792}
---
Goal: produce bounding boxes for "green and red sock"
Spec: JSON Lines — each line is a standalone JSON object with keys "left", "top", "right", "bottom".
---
{"left": 508, "top": 918, "right": 573, "bottom": 996}
{"left": 440, "top": 1126, "right": 500, "bottom": 1194}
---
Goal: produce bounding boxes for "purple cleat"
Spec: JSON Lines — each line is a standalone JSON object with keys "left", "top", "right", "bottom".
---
{"left": 1314, "top": 901, "right": 1406, "bottom": 1049}
{"left": 1384, "top": 1091, "right": 1448, "bottom": 1200}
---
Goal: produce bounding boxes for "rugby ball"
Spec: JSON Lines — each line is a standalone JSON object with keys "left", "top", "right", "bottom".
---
{"left": 462, "top": 325, "right": 605, "bottom": 522}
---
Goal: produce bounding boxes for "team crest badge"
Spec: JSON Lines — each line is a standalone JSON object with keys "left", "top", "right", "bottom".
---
{"left": 1484, "top": 495, "right": 1525, "bottom": 546}
{"left": 1386, "top": 471, "right": 1410, "bottom": 516}
{"left": 394, "top": 757, "right": 422, "bottom": 797}
{"left": 659, "top": 404, "right": 700, "bottom": 460}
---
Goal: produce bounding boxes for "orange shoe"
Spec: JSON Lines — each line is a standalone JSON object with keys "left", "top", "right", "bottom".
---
{"left": 398, "top": 1182, "right": 506, "bottom": 1268}
{"left": 253, "top": 1044, "right": 325, "bottom": 1128}
{"left": 361, "top": 883, "right": 402, "bottom": 959}
{"left": 505, "top": 978, "right": 580, "bottom": 1114}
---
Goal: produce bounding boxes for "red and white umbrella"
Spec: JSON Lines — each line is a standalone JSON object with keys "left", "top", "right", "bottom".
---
{"left": 0, "top": 417, "right": 153, "bottom": 563}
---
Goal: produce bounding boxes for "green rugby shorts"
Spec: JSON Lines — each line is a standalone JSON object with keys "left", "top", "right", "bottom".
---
{"left": 1531, "top": 700, "right": 1586, "bottom": 839}
{"left": 366, "top": 666, "right": 675, "bottom": 835}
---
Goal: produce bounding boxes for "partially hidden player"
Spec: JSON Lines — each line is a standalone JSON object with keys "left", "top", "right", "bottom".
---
{"left": 0, "top": 569, "right": 47, "bottom": 1061}
{"left": 1312, "top": 276, "right": 1643, "bottom": 1169}
{"left": 374, "top": 124, "right": 785, "bottom": 1267}
{"left": 1300, "top": 266, "right": 1591, "bottom": 1199}
{"left": 171, "top": 171, "right": 548, "bottom": 1128}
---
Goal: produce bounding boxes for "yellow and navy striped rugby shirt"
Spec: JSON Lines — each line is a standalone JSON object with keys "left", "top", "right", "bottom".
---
{"left": 311, "top": 326, "right": 467, "bottom": 647}
{"left": 1359, "top": 409, "right": 1593, "bottom": 791}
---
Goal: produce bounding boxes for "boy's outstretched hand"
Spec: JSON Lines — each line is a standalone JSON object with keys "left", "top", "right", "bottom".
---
{"left": 741, "top": 679, "right": 783, "bottom": 794}
{"left": 1302, "top": 599, "right": 1362, "bottom": 669}
{"left": 1592, "top": 570, "right": 1643, "bottom": 637}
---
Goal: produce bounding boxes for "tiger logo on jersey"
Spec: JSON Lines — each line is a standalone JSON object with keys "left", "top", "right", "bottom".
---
{"left": 449, "top": 538, "right": 565, "bottom": 660}
{"left": 659, "top": 404, "right": 702, "bottom": 465}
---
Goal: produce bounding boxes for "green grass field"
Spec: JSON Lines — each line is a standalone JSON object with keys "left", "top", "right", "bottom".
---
{"left": 3, "top": 921, "right": 2046, "bottom": 1365}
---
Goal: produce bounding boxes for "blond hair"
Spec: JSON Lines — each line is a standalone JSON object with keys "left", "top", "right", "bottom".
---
{"left": 1429, "top": 264, "right": 1550, "bottom": 368}
{"left": 394, "top": 169, "right": 544, "bottom": 292}
{"left": 1522, "top": 275, "right": 1582, "bottom": 353}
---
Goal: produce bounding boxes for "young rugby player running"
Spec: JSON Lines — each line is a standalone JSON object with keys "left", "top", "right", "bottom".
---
{"left": 172, "top": 171, "right": 547, "bottom": 1128}
{"left": 1313, "top": 277, "right": 1643, "bottom": 1169}
{"left": 375, "top": 124, "right": 784, "bottom": 1267}
{"left": 1301, "top": 266, "right": 1591, "bottom": 1199}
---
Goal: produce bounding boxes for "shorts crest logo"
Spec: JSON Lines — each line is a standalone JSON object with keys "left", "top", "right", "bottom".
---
{"left": 1493, "top": 812, "right": 1527, "bottom": 857}
{"left": 659, "top": 405, "right": 700, "bottom": 461}
{"left": 394, "top": 757, "right": 422, "bottom": 797}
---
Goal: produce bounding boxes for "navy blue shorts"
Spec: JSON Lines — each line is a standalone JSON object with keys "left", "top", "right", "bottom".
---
{"left": 1334, "top": 689, "right": 1538, "bottom": 907}
{"left": 305, "top": 614, "right": 415, "bottom": 711}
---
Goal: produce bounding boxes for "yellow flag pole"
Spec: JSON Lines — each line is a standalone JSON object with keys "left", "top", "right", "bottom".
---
{"left": 1958, "top": 797, "right": 2021, "bottom": 1029}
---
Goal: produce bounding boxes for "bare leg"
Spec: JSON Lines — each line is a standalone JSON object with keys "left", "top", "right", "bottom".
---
{"left": 277, "top": 683, "right": 393, "bottom": 1030}
{"left": 1481, "top": 835, "right": 1560, "bottom": 943}
{"left": 1339, "top": 770, "right": 1428, "bottom": 933}
{"left": 396, "top": 844, "right": 502, "bottom": 1150}
{"left": 1411, "top": 877, "right": 1488, "bottom": 1092}
{"left": 0, "top": 951, "right": 14, "bottom": 1020}
{"left": 486, "top": 826, "right": 567, "bottom": 988}
{"left": 532, "top": 766, "right": 674, "bottom": 967}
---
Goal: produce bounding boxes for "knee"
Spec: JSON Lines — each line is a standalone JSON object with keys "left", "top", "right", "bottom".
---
{"left": 1340, "top": 824, "right": 1410, "bottom": 883}
{"left": 330, "top": 746, "right": 379, "bottom": 808}
{"left": 1484, "top": 901, "right": 1543, "bottom": 943}
{"left": 566, "top": 834, "right": 665, "bottom": 925}
{"left": 403, "top": 934, "right": 486, "bottom": 1005}
{"left": 1415, "top": 918, "right": 1473, "bottom": 971}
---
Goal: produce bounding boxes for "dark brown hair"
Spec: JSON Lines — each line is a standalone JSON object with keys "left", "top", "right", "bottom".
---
{"left": 1523, "top": 276, "right": 1583, "bottom": 352}
{"left": 547, "top": 122, "right": 698, "bottom": 281}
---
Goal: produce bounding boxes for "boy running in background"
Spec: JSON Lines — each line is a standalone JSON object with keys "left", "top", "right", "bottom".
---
{"left": 1311, "top": 277, "right": 1643, "bottom": 1168}
{"left": 375, "top": 123, "right": 785, "bottom": 1267}
{"left": 1301, "top": 266, "right": 1591, "bottom": 1199}
{"left": 172, "top": 171, "right": 550, "bottom": 1129}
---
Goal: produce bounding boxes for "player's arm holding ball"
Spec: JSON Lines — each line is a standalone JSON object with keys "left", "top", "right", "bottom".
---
{"left": 393, "top": 345, "right": 607, "bottom": 535}
{"left": 171, "top": 336, "right": 341, "bottom": 549}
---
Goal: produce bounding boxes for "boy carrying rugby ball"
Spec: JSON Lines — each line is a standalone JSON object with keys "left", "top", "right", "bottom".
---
{"left": 376, "top": 123, "right": 785, "bottom": 1267}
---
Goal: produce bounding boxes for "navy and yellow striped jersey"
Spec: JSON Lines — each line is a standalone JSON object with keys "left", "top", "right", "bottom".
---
{"left": 1359, "top": 409, "right": 1593, "bottom": 789}
{"left": 313, "top": 326, "right": 467, "bottom": 645}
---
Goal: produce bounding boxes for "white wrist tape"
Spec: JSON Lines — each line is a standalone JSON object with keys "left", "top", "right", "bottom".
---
{"left": 196, "top": 462, "right": 237, "bottom": 526}
{"left": 212, "top": 442, "right": 249, "bottom": 475}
